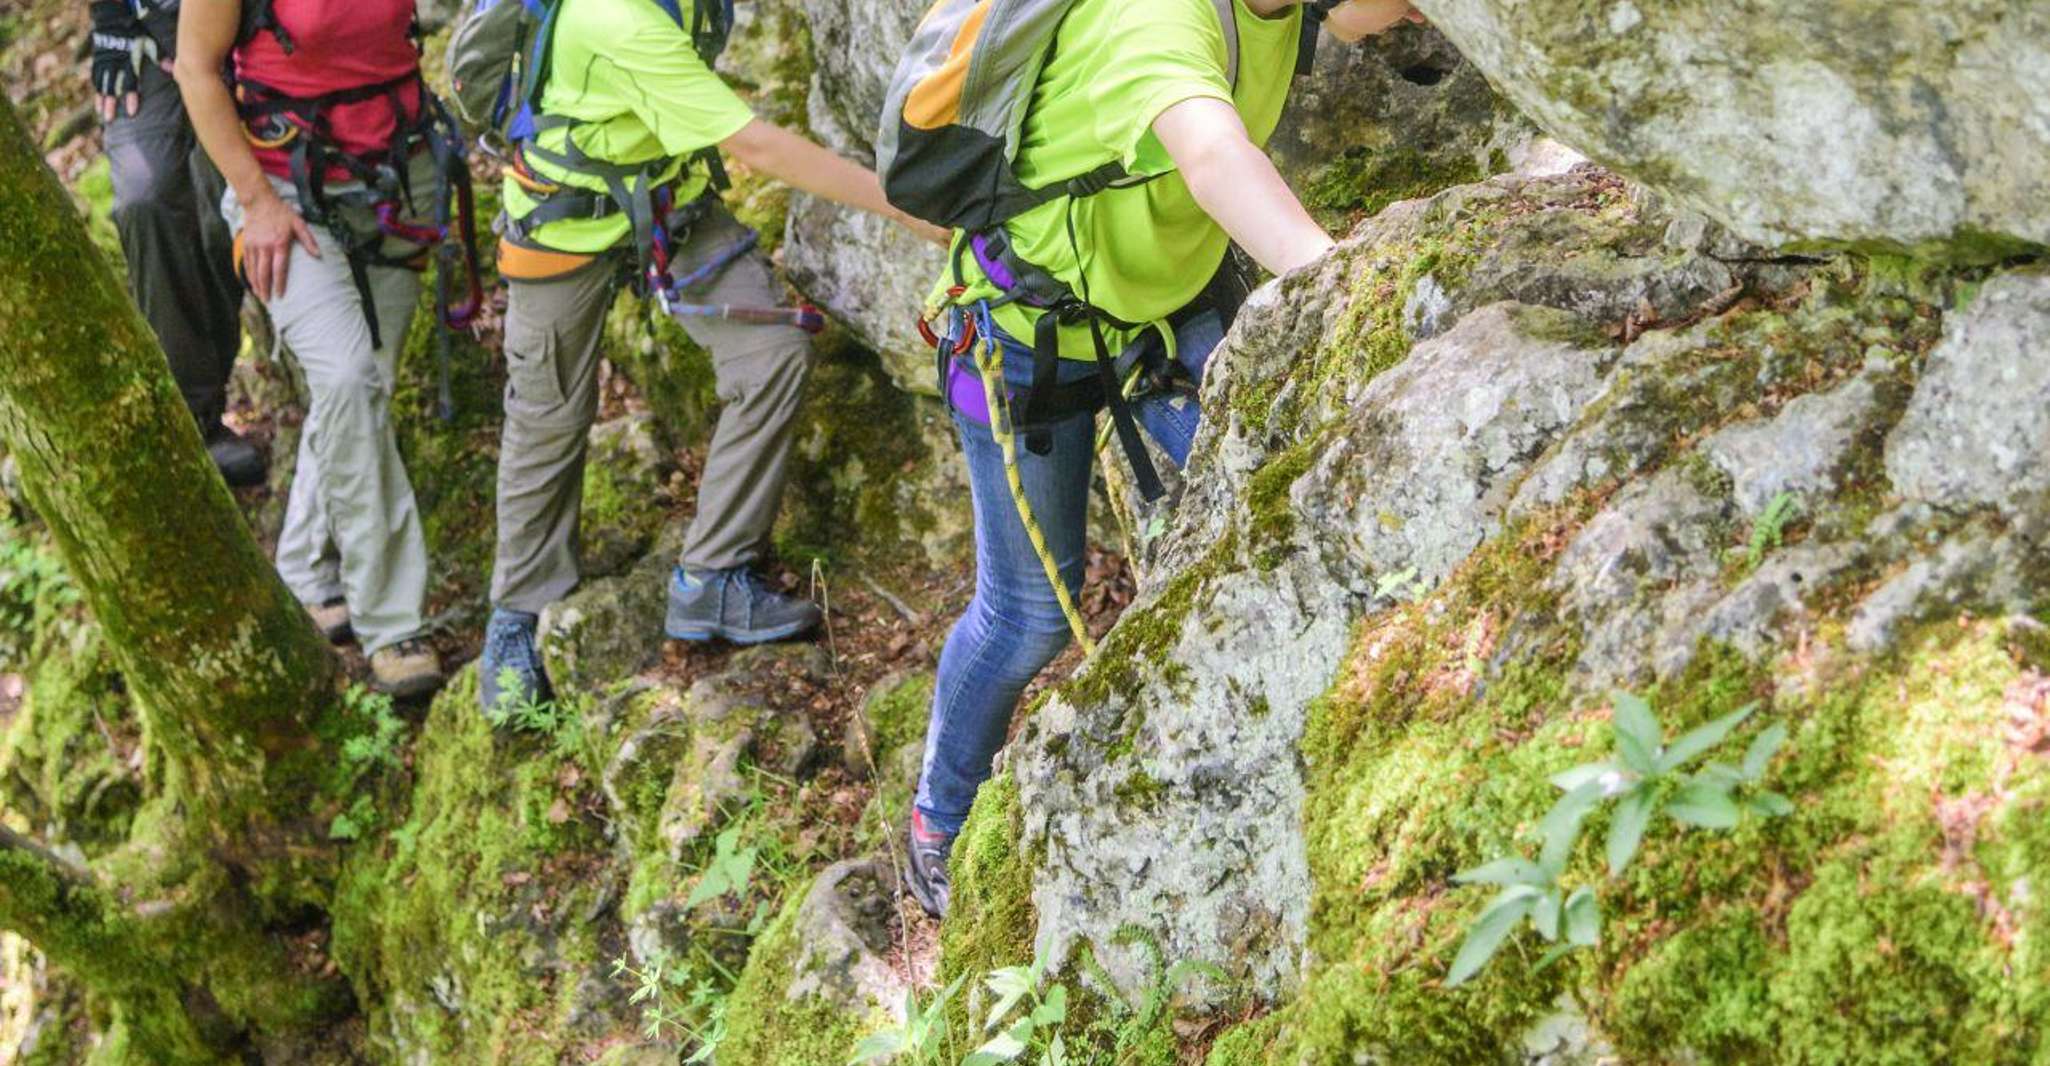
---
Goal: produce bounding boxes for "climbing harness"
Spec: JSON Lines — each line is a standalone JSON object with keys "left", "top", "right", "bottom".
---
{"left": 233, "top": 4, "right": 484, "bottom": 419}
{"left": 472, "top": 0, "right": 737, "bottom": 292}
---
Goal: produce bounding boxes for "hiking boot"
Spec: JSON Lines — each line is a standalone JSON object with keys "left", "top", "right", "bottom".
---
{"left": 479, "top": 608, "right": 553, "bottom": 718}
{"left": 304, "top": 597, "right": 353, "bottom": 644}
{"left": 664, "top": 566, "right": 821, "bottom": 645}
{"left": 904, "top": 810, "right": 955, "bottom": 919}
{"left": 206, "top": 426, "right": 266, "bottom": 488}
{"left": 369, "top": 637, "right": 445, "bottom": 699}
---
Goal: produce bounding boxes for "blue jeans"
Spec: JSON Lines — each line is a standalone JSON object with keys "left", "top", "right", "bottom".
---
{"left": 914, "top": 306, "right": 1224, "bottom": 834}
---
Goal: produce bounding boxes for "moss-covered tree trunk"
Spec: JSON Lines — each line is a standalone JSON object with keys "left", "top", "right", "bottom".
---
{"left": 0, "top": 95, "right": 348, "bottom": 1061}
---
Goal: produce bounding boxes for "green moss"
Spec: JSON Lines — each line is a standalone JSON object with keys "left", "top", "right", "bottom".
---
{"left": 1218, "top": 481, "right": 2049, "bottom": 1063}
{"left": 1061, "top": 531, "right": 1238, "bottom": 707}
{"left": 1301, "top": 147, "right": 1484, "bottom": 229}
{"left": 1245, "top": 440, "right": 1317, "bottom": 570}
{"left": 329, "top": 668, "right": 613, "bottom": 1064}
{"left": 862, "top": 671, "right": 936, "bottom": 760}
{"left": 938, "top": 771, "right": 1036, "bottom": 988}
{"left": 718, "top": 887, "right": 877, "bottom": 1066}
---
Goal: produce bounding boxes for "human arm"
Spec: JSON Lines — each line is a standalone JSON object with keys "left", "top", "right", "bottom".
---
{"left": 173, "top": 0, "right": 319, "bottom": 301}
{"left": 720, "top": 119, "right": 949, "bottom": 246}
{"left": 1150, "top": 97, "right": 1332, "bottom": 275}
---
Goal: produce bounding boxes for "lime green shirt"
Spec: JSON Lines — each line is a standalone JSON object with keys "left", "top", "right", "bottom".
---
{"left": 503, "top": 0, "right": 758, "bottom": 254}
{"left": 929, "top": 0, "right": 1302, "bottom": 357}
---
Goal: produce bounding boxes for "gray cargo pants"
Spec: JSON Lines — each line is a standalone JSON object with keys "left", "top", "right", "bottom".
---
{"left": 491, "top": 202, "right": 813, "bottom": 615}
{"left": 105, "top": 62, "right": 244, "bottom": 432}
{"left": 221, "top": 156, "right": 436, "bottom": 655}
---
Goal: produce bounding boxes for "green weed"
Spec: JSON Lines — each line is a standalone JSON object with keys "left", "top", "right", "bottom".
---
{"left": 1446, "top": 690, "right": 1792, "bottom": 986}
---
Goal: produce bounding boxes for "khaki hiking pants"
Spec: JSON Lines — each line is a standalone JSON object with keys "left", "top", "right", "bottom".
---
{"left": 491, "top": 202, "right": 813, "bottom": 615}
{"left": 222, "top": 155, "right": 436, "bottom": 655}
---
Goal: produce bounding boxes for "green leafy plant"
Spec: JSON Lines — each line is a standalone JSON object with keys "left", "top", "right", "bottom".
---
{"left": 613, "top": 952, "right": 729, "bottom": 1061}
{"left": 339, "top": 684, "right": 406, "bottom": 772}
{"left": 684, "top": 825, "right": 758, "bottom": 909}
{"left": 485, "top": 670, "right": 600, "bottom": 765}
{"left": 329, "top": 685, "right": 408, "bottom": 840}
{"left": 1077, "top": 926, "right": 1231, "bottom": 1053}
{"left": 1744, "top": 491, "right": 1801, "bottom": 567}
{"left": 964, "top": 955, "right": 1071, "bottom": 1066}
{"left": 328, "top": 794, "right": 378, "bottom": 841}
{"left": 1445, "top": 691, "right": 1792, "bottom": 986}
{"left": 850, "top": 974, "right": 969, "bottom": 1066}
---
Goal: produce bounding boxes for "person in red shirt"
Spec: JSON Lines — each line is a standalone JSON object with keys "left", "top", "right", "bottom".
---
{"left": 176, "top": 0, "right": 447, "bottom": 697}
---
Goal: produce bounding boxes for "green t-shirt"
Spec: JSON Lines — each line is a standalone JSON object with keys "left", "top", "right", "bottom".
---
{"left": 503, "top": 0, "right": 758, "bottom": 254}
{"left": 928, "top": 0, "right": 1302, "bottom": 358}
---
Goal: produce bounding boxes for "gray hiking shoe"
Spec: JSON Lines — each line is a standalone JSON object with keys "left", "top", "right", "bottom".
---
{"left": 206, "top": 426, "right": 266, "bottom": 488}
{"left": 664, "top": 566, "right": 821, "bottom": 645}
{"left": 479, "top": 608, "right": 552, "bottom": 718}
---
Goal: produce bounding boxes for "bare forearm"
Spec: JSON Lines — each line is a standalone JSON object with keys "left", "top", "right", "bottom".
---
{"left": 173, "top": 0, "right": 272, "bottom": 208}
{"left": 1154, "top": 97, "right": 1334, "bottom": 275}
{"left": 175, "top": 63, "right": 270, "bottom": 205}
{"left": 722, "top": 119, "right": 929, "bottom": 233}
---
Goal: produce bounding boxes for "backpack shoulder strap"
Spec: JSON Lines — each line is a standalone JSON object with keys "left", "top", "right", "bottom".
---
{"left": 1210, "top": 0, "right": 1239, "bottom": 89}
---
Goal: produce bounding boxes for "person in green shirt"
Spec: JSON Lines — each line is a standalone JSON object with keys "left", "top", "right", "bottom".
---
{"left": 905, "top": 0, "right": 1424, "bottom": 918}
{"left": 479, "top": 0, "right": 943, "bottom": 715}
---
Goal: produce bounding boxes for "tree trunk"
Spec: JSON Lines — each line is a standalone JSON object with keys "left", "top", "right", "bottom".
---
{"left": 0, "top": 95, "right": 348, "bottom": 1060}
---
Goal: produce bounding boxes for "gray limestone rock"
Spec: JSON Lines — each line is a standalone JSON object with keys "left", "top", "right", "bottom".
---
{"left": 785, "top": 860, "right": 905, "bottom": 1009}
{"left": 1885, "top": 271, "right": 2050, "bottom": 513}
{"left": 538, "top": 534, "right": 680, "bottom": 696}
{"left": 1415, "top": 0, "right": 2050, "bottom": 257}
{"left": 1014, "top": 300, "right": 1618, "bottom": 1003}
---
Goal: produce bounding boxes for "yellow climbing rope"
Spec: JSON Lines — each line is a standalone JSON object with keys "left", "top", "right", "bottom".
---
{"left": 972, "top": 318, "right": 1100, "bottom": 657}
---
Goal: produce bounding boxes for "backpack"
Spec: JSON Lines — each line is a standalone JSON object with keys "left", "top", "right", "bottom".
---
{"left": 447, "top": 0, "right": 734, "bottom": 142}
{"left": 875, "top": 0, "right": 1241, "bottom": 234}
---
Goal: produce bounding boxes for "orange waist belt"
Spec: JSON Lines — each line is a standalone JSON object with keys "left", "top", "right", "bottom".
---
{"left": 496, "top": 237, "right": 599, "bottom": 283}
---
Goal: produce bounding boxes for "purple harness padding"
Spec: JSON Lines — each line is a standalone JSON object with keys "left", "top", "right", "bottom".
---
{"left": 970, "top": 234, "right": 1023, "bottom": 295}
{"left": 947, "top": 355, "right": 995, "bottom": 427}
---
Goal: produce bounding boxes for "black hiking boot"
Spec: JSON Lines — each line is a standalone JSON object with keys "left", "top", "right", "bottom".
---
{"left": 905, "top": 809, "right": 955, "bottom": 919}
{"left": 663, "top": 566, "right": 821, "bottom": 645}
{"left": 479, "top": 608, "right": 553, "bottom": 718}
{"left": 206, "top": 425, "right": 267, "bottom": 488}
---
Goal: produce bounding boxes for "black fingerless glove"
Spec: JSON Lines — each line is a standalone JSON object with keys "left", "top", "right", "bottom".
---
{"left": 89, "top": 1, "right": 157, "bottom": 106}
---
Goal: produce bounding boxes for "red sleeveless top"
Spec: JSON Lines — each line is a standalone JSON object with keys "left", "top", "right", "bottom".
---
{"left": 234, "top": 0, "right": 423, "bottom": 180}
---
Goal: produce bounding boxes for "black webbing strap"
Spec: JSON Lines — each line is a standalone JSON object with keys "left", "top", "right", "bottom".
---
{"left": 519, "top": 118, "right": 675, "bottom": 281}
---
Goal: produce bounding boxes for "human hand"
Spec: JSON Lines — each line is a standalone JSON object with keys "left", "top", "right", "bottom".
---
{"left": 238, "top": 189, "right": 322, "bottom": 303}
{"left": 1323, "top": 0, "right": 1426, "bottom": 42}
{"left": 90, "top": 0, "right": 156, "bottom": 121}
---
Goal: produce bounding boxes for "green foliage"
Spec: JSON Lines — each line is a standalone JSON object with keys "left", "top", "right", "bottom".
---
{"left": 613, "top": 951, "right": 730, "bottom": 1061}
{"left": 685, "top": 825, "right": 759, "bottom": 910}
{"left": 328, "top": 685, "right": 408, "bottom": 840}
{"left": 850, "top": 974, "right": 970, "bottom": 1066}
{"left": 1445, "top": 690, "right": 1792, "bottom": 986}
{"left": 1742, "top": 491, "right": 1802, "bottom": 569}
{"left": 484, "top": 670, "right": 601, "bottom": 767}
{"left": 0, "top": 514, "right": 81, "bottom": 665}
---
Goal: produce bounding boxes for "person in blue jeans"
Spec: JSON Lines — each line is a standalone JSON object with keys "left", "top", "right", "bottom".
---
{"left": 901, "top": 0, "right": 1426, "bottom": 919}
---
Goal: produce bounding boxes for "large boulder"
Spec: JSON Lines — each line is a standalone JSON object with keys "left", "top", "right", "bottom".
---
{"left": 983, "top": 166, "right": 1809, "bottom": 999}
{"left": 948, "top": 164, "right": 2050, "bottom": 1062}
{"left": 1415, "top": 0, "right": 2050, "bottom": 259}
